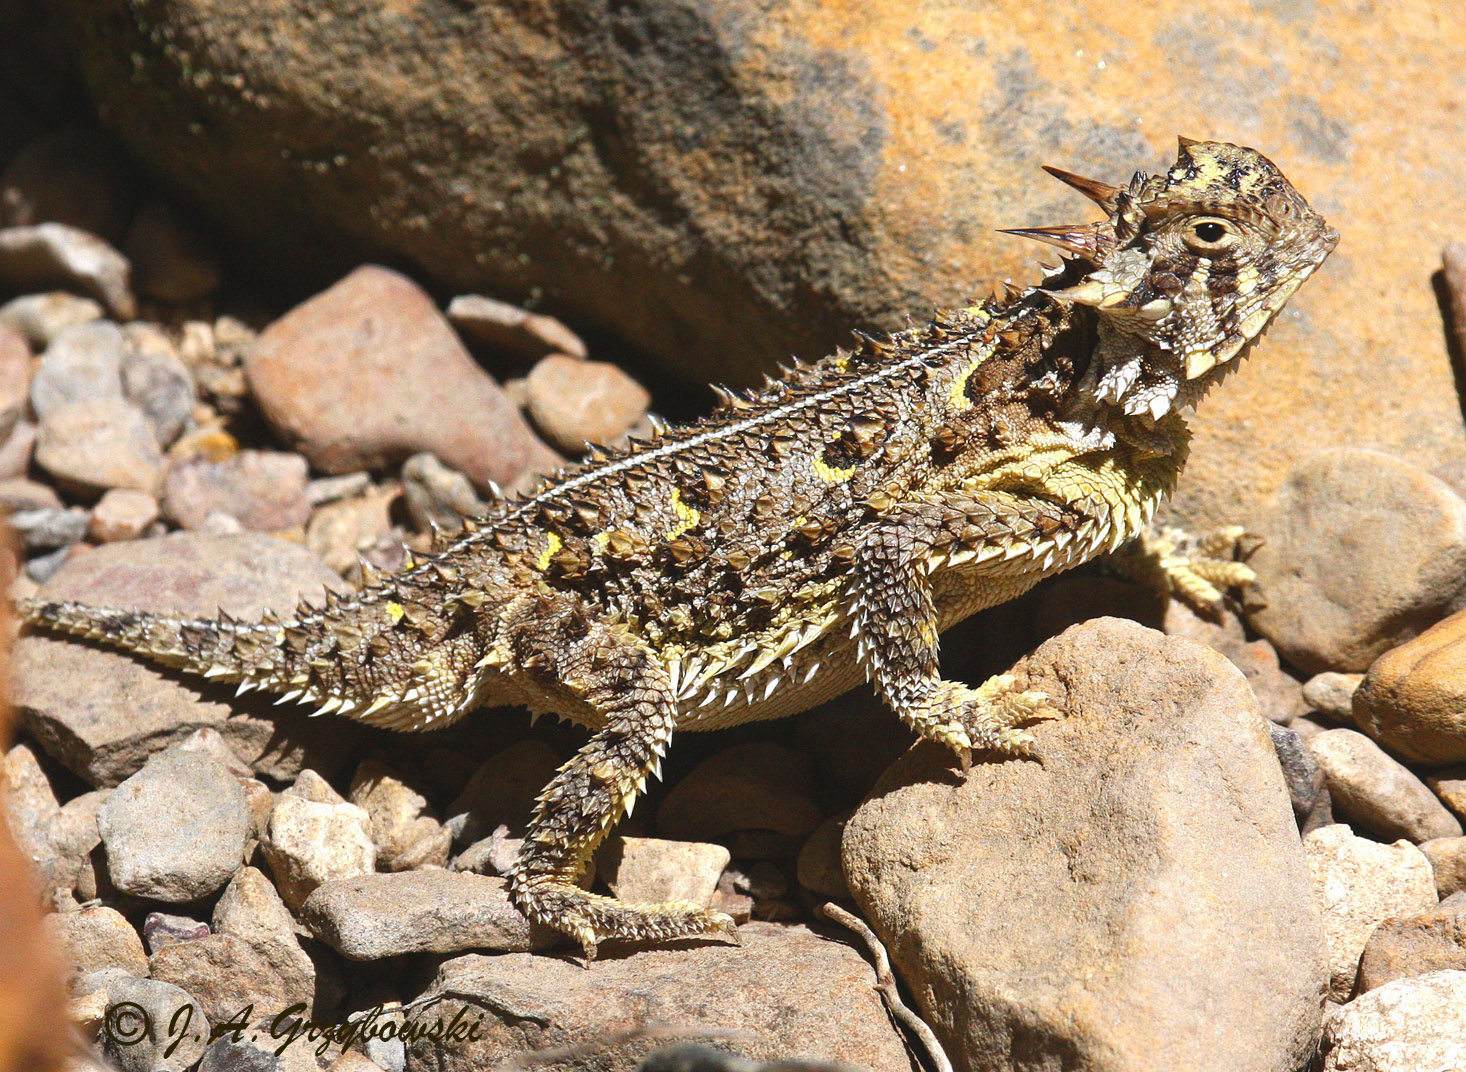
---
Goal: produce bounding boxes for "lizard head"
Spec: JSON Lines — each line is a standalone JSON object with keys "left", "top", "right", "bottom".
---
{"left": 1007, "top": 138, "right": 1338, "bottom": 420}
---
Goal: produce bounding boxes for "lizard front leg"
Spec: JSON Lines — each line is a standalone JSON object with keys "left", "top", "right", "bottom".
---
{"left": 1110, "top": 524, "right": 1257, "bottom": 615}
{"left": 504, "top": 597, "right": 736, "bottom": 959}
{"left": 852, "top": 491, "right": 1082, "bottom": 765}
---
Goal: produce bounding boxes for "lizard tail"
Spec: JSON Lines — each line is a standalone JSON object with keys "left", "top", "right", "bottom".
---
{"left": 16, "top": 597, "right": 291, "bottom": 685}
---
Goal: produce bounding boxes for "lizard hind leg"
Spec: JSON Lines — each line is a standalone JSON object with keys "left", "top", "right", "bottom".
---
{"left": 505, "top": 607, "right": 737, "bottom": 959}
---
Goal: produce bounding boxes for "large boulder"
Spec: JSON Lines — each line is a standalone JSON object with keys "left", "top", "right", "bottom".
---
{"left": 843, "top": 617, "right": 1327, "bottom": 1072}
{"left": 58, "top": 1, "right": 1466, "bottom": 528}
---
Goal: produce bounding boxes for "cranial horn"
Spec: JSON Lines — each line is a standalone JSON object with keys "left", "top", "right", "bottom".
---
{"left": 1041, "top": 165, "right": 1122, "bottom": 212}
{"left": 997, "top": 223, "right": 1106, "bottom": 260}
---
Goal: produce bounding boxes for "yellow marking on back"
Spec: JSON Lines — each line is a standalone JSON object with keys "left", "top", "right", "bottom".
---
{"left": 812, "top": 453, "right": 857, "bottom": 482}
{"left": 386, "top": 602, "right": 405, "bottom": 625}
{"left": 666, "top": 489, "right": 701, "bottom": 540}
{"left": 947, "top": 354, "right": 985, "bottom": 412}
{"left": 534, "top": 531, "right": 563, "bottom": 571}
{"left": 590, "top": 532, "right": 610, "bottom": 553}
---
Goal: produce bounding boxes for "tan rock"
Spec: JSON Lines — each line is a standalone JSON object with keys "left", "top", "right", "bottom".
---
{"left": 446, "top": 293, "right": 586, "bottom": 362}
{"left": 1321, "top": 970, "right": 1466, "bottom": 1072}
{"left": 1304, "top": 823, "right": 1438, "bottom": 1001}
{"left": 0, "top": 223, "right": 135, "bottom": 320}
{"left": 403, "top": 924, "right": 912, "bottom": 1071}
{"left": 599, "top": 836, "right": 729, "bottom": 908}
{"left": 1354, "top": 610, "right": 1466, "bottom": 765}
{"left": 1420, "top": 838, "right": 1466, "bottom": 900}
{"left": 1248, "top": 450, "right": 1466, "bottom": 675}
{"left": 300, "top": 871, "right": 558, "bottom": 958}
{"left": 212, "top": 866, "right": 316, "bottom": 1012}
{"left": 844, "top": 617, "right": 1326, "bottom": 1072}
{"left": 657, "top": 742, "right": 824, "bottom": 844}
{"left": 88, "top": 488, "right": 159, "bottom": 542}
{"left": 43, "top": 906, "right": 148, "bottom": 986}
{"left": 1355, "top": 895, "right": 1466, "bottom": 994}
{"left": 161, "top": 450, "right": 311, "bottom": 533}
{"left": 347, "top": 758, "right": 451, "bottom": 872}
{"left": 261, "top": 782, "right": 375, "bottom": 911}
{"left": 245, "top": 265, "right": 557, "bottom": 492}
{"left": 1428, "top": 765, "right": 1466, "bottom": 822}
{"left": 150, "top": 933, "right": 292, "bottom": 1026}
{"left": 1308, "top": 729, "right": 1461, "bottom": 843}
{"left": 35, "top": 398, "right": 163, "bottom": 497}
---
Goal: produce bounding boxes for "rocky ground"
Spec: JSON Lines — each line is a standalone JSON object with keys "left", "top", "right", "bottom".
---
{"left": 4, "top": 10, "right": 1466, "bottom": 1071}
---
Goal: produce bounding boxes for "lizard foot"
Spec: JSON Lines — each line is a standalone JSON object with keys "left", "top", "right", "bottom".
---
{"left": 1113, "top": 524, "right": 1258, "bottom": 617}
{"left": 511, "top": 880, "right": 739, "bottom": 962}
{"left": 923, "top": 674, "right": 1061, "bottom": 769}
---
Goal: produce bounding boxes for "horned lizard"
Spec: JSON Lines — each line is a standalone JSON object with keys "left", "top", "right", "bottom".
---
{"left": 20, "top": 138, "right": 1337, "bottom": 957}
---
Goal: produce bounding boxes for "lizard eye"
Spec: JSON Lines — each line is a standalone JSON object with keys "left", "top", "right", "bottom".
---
{"left": 1183, "top": 217, "right": 1237, "bottom": 252}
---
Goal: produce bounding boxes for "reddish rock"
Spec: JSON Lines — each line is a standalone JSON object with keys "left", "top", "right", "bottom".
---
{"left": 0, "top": 322, "right": 30, "bottom": 441}
{"left": 162, "top": 450, "right": 311, "bottom": 533}
{"left": 523, "top": 354, "right": 650, "bottom": 454}
{"left": 245, "top": 266, "right": 557, "bottom": 492}
{"left": 1354, "top": 610, "right": 1466, "bottom": 766}
{"left": 446, "top": 293, "right": 587, "bottom": 362}
{"left": 88, "top": 489, "right": 160, "bottom": 542}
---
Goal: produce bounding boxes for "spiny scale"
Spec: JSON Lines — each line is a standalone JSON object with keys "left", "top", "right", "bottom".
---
{"left": 18, "top": 139, "right": 1336, "bottom": 957}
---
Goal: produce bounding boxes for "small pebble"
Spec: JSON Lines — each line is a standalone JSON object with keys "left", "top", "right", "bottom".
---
{"left": 599, "top": 836, "right": 730, "bottom": 908}
{"left": 35, "top": 397, "right": 163, "bottom": 496}
{"left": 524, "top": 353, "right": 651, "bottom": 454}
{"left": 261, "top": 772, "right": 376, "bottom": 911}
{"left": 0, "top": 223, "right": 136, "bottom": 320}
{"left": 306, "top": 471, "right": 371, "bottom": 506}
{"left": 9, "top": 506, "right": 91, "bottom": 550}
{"left": 1420, "top": 837, "right": 1466, "bottom": 899}
{"left": 43, "top": 906, "right": 149, "bottom": 987}
{"left": 400, "top": 452, "right": 485, "bottom": 533}
{"left": 1304, "top": 823, "right": 1438, "bottom": 1000}
{"left": 0, "top": 291, "right": 103, "bottom": 349}
{"left": 1303, "top": 672, "right": 1363, "bottom": 723}
{"left": 162, "top": 450, "right": 311, "bottom": 532}
{"left": 88, "top": 488, "right": 160, "bottom": 542}
{"left": 30, "top": 320, "right": 127, "bottom": 420}
{"left": 1309, "top": 728, "right": 1462, "bottom": 843}
{"left": 120, "top": 322, "right": 196, "bottom": 446}
{"left": 1427, "top": 766, "right": 1466, "bottom": 821}
{"left": 446, "top": 292, "right": 587, "bottom": 361}
{"left": 142, "top": 911, "right": 210, "bottom": 955}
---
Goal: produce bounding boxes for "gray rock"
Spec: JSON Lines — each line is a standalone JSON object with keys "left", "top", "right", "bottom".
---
{"left": 162, "top": 451, "right": 311, "bottom": 532}
{"left": 1303, "top": 672, "right": 1363, "bottom": 723}
{"left": 1308, "top": 729, "right": 1462, "bottom": 842}
{"left": 843, "top": 617, "right": 1327, "bottom": 1072}
{"left": 124, "top": 201, "right": 222, "bottom": 303}
{"left": 98, "top": 974, "right": 210, "bottom": 1072}
{"left": 598, "top": 836, "right": 730, "bottom": 909}
{"left": 0, "top": 292, "right": 104, "bottom": 349}
{"left": 1304, "top": 823, "right": 1439, "bottom": 1001}
{"left": 1270, "top": 737, "right": 1336, "bottom": 832}
{"left": 301, "top": 870, "right": 558, "bottom": 958}
{"left": 30, "top": 320, "right": 126, "bottom": 420}
{"left": 120, "top": 323, "right": 197, "bottom": 446}
{"left": 9, "top": 506, "right": 90, "bottom": 550}
{"left": 0, "top": 223, "right": 135, "bottom": 320}
{"left": 401, "top": 924, "right": 912, "bottom": 1071}
{"left": 197, "top": 1037, "right": 284, "bottom": 1072}
{"left": 1355, "top": 895, "right": 1466, "bottom": 993}
{"left": 1320, "top": 970, "right": 1466, "bottom": 1072}
{"left": 212, "top": 866, "right": 316, "bottom": 1013}
{"left": 13, "top": 532, "right": 355, "bottom": 785}
{"left": 261, "top": 775, "right": 376, "bottom": 911}
{"left": 1247, "top": 450, "right": 1466, "bottom": 675}
{"left": 42, "top": 905, "right": 148, "bottom": 985}
{"left": 399, "top": 453, "right": 484, "bottom": 534}
{"left": 34, "top": 397, "right": 163, "bottom": 496}
{"left": 445, "top": 293, "right": 587, "bottom": 362}
{"left": 97, "top": 748, "right": 249, "bottom": 901}
{"left": 245, "top": 265, "right": 558, "bottom": 493}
